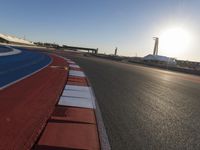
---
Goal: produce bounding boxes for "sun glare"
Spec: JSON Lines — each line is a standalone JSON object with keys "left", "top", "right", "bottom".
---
{"left": 159, "top": 27, "right": 191, "bottom": 57}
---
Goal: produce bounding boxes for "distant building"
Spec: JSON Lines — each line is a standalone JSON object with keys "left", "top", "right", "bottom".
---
{"left": 129, "top": 57, "right": 143, "bottom": 63}
{"left": 0, "top": 33, "right": 34, "bottom": 45}
{"left": 34, "top": 42, "right": 61, "bottom": 48}
{"left": 143, "top": 54, "right": 177, "bottom": 66}
{"left": 176, "top": 60, "right": 200, "bottom": 70}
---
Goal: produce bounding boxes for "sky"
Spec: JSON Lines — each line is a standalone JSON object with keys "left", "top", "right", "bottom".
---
{"left": 1, "top": 0, "right": 200, "bottom": 61}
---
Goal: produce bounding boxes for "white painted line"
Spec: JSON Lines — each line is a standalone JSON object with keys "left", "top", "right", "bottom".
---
{"left": 65, "top": 85, "right": 90, "bottom": 91}
{"left": 58, "top": 96, "right": 94, "bottom": 109}
{"left": 88, "top": 86, "right": 96, "bottom": 109}
{"left": 91, "top": 88, "right": 111, "bottom": 150}
{"left": 0, "top": 46, "right": 21, "bottom": 56}
{"left": 69, "top": 64, "right": 80, "bottom": 68}
{"left": 62, "top": 90, "right": 92, "bottom": 99}
{"left": 69, "top": 70, "right": 85, "bottom": 77}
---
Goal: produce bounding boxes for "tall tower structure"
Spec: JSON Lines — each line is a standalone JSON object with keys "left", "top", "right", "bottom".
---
{"left": 153, "top": 37, "right": 159, "bottom": 55}
{"left": 114, "top": 47, "right": 118, "bottom": 56}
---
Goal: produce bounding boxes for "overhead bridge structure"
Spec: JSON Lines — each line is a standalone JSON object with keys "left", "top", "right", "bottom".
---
{"left": 63, "top": 45, "right": 98, "bottom": 54}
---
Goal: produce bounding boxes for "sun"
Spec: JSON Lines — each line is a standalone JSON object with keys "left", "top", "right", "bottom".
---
{"left": 159, "top": 27, "right": 191, "bottom": 57}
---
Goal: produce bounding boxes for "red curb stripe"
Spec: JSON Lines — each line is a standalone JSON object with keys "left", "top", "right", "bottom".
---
{"left": 70, "top": 67, "right": 83, "bottom": 71}
{"left": 50, "top": 106, "right": 96, "bottom": 124}
{"left": 36, "top": 122, "right": 100, "bottom": 150}
{"left": 67, "top": 81, "right": 88, "bottom": 86}
{"left": 34, "top": 145, "right": 73, "bottom": 150}
{"left": 68, "top": 76, "right": 88, "bottom": 82}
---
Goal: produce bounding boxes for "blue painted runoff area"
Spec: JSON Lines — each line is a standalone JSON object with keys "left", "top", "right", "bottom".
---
{"left": 0, "top": 46, "right": 13, "bottom": 53}
{"left": 0, "top": 45, "right": 51, "bottom": 88}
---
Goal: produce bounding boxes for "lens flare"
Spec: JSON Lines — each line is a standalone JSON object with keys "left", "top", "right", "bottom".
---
{"left": 159, "top": 27, "right": 192, "bottom": 56}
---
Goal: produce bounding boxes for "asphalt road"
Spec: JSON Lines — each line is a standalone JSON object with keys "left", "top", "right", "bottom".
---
{"left": 72, "top": 55, "right": 200, "bottom": 150}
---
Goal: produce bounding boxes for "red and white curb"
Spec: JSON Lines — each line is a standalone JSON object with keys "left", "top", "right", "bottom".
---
{"left": 34, "top": 57, "right": 110, "bottom": 150}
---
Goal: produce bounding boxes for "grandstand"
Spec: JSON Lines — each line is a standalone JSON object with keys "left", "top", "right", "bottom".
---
{"left": 0, "top": 33, "right": 34, "bottom": 45}
{"left": 143, "top": 54, "right": 177, "bottom": 66}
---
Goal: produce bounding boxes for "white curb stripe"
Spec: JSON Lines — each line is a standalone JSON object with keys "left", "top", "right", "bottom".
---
{"left": 60, "top": 85, "right": 96, "bottom": 108}
{"left": 67, "top": 60, "right": 76, "bottom": 64}
{"left": 64, "top": 85, "right": 90, "bottom": 91}
{"left": 62, "top": 90, "right": 92, "bottom": 99}
{"left": 69, "top": 64, "right": 80, "bottom": 68}
{"left": 58, "top": 96, "right": 94, "bottom": 109}
{"left": 69, "top": 70, "right": 85, "bottom": 77}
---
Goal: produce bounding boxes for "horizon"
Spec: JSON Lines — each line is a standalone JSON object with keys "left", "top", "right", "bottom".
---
{"left": 1, "top": 0, "right": 200, "bottom": 61}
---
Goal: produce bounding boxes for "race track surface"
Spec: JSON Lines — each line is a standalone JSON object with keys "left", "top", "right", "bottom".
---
{"left": 72, "top": 55, "right": 200, "bottom": 150}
